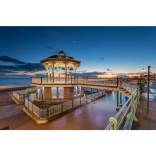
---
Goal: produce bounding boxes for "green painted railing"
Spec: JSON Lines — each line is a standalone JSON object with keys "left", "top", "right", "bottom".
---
{"left": 105, "top": 80, "right": 144, "bottom": 130}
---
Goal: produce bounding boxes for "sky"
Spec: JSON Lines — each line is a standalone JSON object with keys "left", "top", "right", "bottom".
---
{"left": 0, "top": 26, "right": 156, "bottom": 78}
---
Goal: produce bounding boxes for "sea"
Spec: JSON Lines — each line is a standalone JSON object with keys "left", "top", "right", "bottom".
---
{"left": 0, "top": 78, "right": 31, "bottom": 86}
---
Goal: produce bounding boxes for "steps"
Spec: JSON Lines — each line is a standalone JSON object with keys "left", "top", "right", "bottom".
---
{"left": 117, "top": 88, "right": 131, "bottom": 98}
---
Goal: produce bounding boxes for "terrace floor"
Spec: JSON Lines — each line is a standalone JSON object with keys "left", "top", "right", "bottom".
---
{"left": 0, "top": 92, "right": 23, "bottom": 121}
{"left": 0, "top": 91, "right": 123, "bottom": 130}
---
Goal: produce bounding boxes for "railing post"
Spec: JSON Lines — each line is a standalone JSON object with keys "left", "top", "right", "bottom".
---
{"left": 32, "top": 103, "right": 33, "bottom": 112}
{"left": 109, "top": 117, "right": 117, "bottom": 130}
{"left": 47, "top": 107, "right": 48, "bottom": 118}
{"left": 120, "top": 93, "right": 122, "bottom": 106}
{"left": 53, "top": 68, "right": 54, "bottom": 83}
{"left": 31, "top": 77, "right": 32, "bottom": 83}
{"left": 137, "top": 87, "right": 140, "bottom": 105}
{"left": 116, "top": 91, "right": 119, "bottom": 110}
{"left": 61, "top": 103, "right": 63, "bottom": 113}
{"left": 140, "top": 83, "right": 142, "bottom": 95}
{"left": 41, "top": 77, "right": 42, "bottom": 84}
{"left": 28, "top": 94, "right": 29, "bottom": 108}
{"left": 117, "top": 77, "right": 118, "bottom": 87}
{"left": 39, "top": 106, "right": 40, "bottom": 118}
{"left": 24, "top": 94, "right": 25, "bottom": 105}
{"left": 91, "top": 88, "right": 92, "bottom": 100}
{"left": 47, "top": 73, "right": 48, "bottom": 82}
{"left": 71, "top": 76, "right": 72, "bottom": 84}
{"left": 85, "top": 88, "right": 87, "bottom": 103}
{"left": 131, "top": 93, "right": 137, "bottom": 121}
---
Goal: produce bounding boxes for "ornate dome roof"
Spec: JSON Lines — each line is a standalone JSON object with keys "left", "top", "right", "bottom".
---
{"left": 48, "top": 49, "right": 74, "bottom": 59}
{"left": 58, "top": 49, "right": 66, "bottom": 55}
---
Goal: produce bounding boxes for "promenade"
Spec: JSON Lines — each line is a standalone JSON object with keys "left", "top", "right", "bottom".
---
{"left": 132, "top": 82, "right": 156, "bottom": 130}
{"left": 0, "top": 82, "right": 153, "bottom": 130}
{"left": 0, "top": 91, "right": 121, "bottom": 130}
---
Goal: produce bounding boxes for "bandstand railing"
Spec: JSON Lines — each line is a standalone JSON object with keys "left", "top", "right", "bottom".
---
{"left": 24, "top": 90, "right": 105, "bottom": 119}
{"left": 31, "top": 77, "right": 123, "bottom": 87}
{"left": 105, "top": 80, "right": 144, "bottom": 130}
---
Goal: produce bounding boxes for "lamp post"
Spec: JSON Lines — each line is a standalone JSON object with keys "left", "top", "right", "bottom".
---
{"left": 147, "top": 66, "right": 150, "bottom": 113}
{"left": 141, "top": 68, "right": 145, "bottom": 78}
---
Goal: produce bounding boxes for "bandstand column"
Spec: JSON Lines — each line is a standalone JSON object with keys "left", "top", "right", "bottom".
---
{"left": 67, "top": 68, "right": 69, "bottom": 81}
{"left": 52, "top": 68, "right": 54, "bottom": 82}
{"left": 65, "top": 62, "right": 67, "bottom": 83}
{"left": 74, "top": 68, "right": 76, "bottom": 81}
{"left": 58, "top": 67, "right": 61, "bottom": 81}
{"left": 65, "top": 68, "right": 67, "bottom": 83}
{"left": 49, "top": 66, "right": 52, "bottom": 80}
{"left": 52, "top": 62, "right": 55, "bottom": 83}
{"left": 45, "top": 66, "right": 49, "bottom": 81}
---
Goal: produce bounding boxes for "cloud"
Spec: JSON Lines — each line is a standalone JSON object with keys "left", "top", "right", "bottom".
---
{"left": 16, "top": 63, "right": 45, "bottom": 73}
{"left": 0, "top": 55, "right": 45, "bottom": 75}
{"left": 0, "top": 56, "right": 25, "bottom": 64}
{"left": 77, "top": 70, "right": 87, "bottom": 73}
{"left": 0, "top": 64, "right": 45, "bottom": 73}
{"left": 52, "top": 51, "right": 60, "bottom": 54}
{"left": 0, "top": 68, "right": 18, "bottom": 73}
{"left": 99, "top": 57, "right": 104, "bottom": 61}
{"left": 116, "top": 73, "right": 129, "bottom": 78}
{"left": 44, "top": 46, "right": 54, "bottom": 50}
{"left": 106, "top": 69, "right": 111, "bottom": 71}
{"left": 70, "top": 71, "right": 107, "bottom": 78}
{"left": 128, "top": 72, "right": 147, "bottom": 75}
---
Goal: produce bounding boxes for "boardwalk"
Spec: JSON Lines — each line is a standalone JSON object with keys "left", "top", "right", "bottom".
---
{"left": 14, "top": 94, "right": 119, "bottom": 130}
{"left": 0, "top": 92, "right": 23, "bottom": 120}
{"left": 0, "top": 91, "right": 123, "bottom": 130}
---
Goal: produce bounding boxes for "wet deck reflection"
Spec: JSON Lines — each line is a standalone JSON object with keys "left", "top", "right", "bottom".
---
{"left": 15, "top": 91, "right": 128, "bottom": 130}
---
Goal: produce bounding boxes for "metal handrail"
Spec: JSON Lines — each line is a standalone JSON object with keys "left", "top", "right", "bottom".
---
{"left": 123, "top": 97, "right": 138, "bottom": 130}
{"left": 105, "top": 122, "right": 114, "bottom": 130}
{"left": 105, "top": 84, "right": 141, "bottom": 130}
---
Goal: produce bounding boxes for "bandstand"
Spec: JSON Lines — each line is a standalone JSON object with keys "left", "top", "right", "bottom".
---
{"left": 41, "top": 49, "right": 81, "bottom": 81}
{"left": 33, "top": 49, "right": 84, "bottom": 102}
